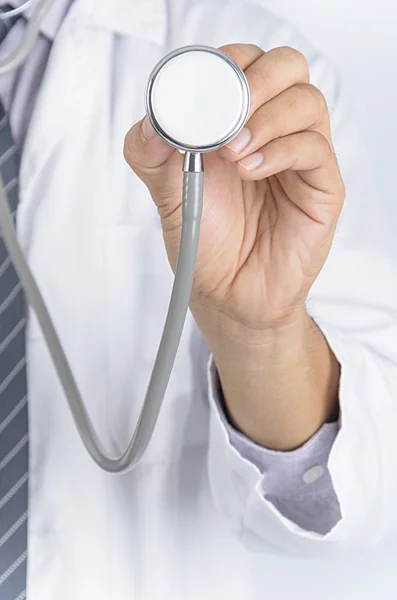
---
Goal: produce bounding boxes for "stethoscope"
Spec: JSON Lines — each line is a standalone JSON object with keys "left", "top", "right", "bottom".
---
{"left": 0, "top": 0, "right": 250, "bottom": 472}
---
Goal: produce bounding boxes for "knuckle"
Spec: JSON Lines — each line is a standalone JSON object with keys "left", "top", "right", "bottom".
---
{"left": 223, "top": 42, "right": 261, "bottom": 54}
{"left": 306, "top": 84, "right": 328, "bottom": 115}
{"left": 220, "top": 43, "right": 263, "bottom": 65}
{"left": 123, "top": 128, "right": 139, "bottom": 168}
{"left": 123, "top": 131, "right": 133, "bottom": 164}
{"left": 247, "top": 43, "right": 262, "bottom": 52}
{"left": 292, "top": 84, "right": 328, "bottom": 122}
{"left": 276, "top": 46, "right": 309, "bottom": 78}
{"left": 219, "top": 42, "right": 242, "bottom": 56}
{"left": 243, "top": 43, "right": 264, "bottom": 57}
{"left": 311, "top": 130, "right": 331, "bottom": 154}
{"left": 339, "top": 178, "right": 346, "bottom": 202}
{"left": 333, "top": 158, "right": 346, "bottom": 200}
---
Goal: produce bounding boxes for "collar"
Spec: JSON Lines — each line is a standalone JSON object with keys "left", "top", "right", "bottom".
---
{"left": 5, "top": 0, "right": 168, "bottom": 46}
{"left": 5, "top": 0, "right": 74, "bottom": 39}
{"left": 83, "top": 0, "right": 167, "bottom": 46}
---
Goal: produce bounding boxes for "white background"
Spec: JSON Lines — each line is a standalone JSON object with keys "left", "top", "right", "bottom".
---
{"left": 246, "top": 2, "right": 397, "bottom": 599}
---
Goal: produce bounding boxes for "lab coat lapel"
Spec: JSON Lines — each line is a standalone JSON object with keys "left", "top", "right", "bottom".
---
{"left": 17, "top": 0, "right": 102, "bottom": 250}
{"left": 18, "top": 0, "right": 168, "bottom": 249}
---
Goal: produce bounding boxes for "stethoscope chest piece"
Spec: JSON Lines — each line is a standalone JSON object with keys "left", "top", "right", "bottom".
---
{"left": 145, "top": 45, "right": 250, "bottom": 153}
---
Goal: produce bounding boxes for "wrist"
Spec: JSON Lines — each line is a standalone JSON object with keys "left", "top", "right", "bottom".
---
{"left": 192, "top": 301, "right": 340, "bottom": 451}
{"left": 203, "top": 308, "right": 340, "bottom": 450}
{"left": 192, "top": 302, "right": 312, "bottom": 366}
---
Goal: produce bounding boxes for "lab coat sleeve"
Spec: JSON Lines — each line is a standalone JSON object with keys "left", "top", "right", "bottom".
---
{"left": 205, "top": 46, "right": 397, "bottom": 553}
{"left": 210, "top": 367, "right": 341, "bottom": 536}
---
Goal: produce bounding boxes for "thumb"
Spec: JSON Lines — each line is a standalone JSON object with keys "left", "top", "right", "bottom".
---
{"left": 123, "top": 116, "right": 183, "bottom": 218}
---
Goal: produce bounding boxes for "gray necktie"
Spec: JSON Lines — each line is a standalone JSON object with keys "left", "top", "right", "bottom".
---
{"left": 0, "top": 8, "right": 29, "bottom": 600}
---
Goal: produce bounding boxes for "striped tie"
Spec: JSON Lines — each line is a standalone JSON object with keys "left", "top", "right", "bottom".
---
{"left": 0, "top": 7, "right": 29, "bottom": 600}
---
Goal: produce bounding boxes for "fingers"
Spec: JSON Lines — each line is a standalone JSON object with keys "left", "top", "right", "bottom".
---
{"left": 244, "top": 47, "right": 310, "bottom": 116}
{"left": 236, "top": 131, "right": 344, "bottom": 197}
{"left": 219, "top": 43, "right": 264, "bottom": 71}
{"left": 220, "top": 45, "right": 310, "bottom": 117}
{"left": 125, "top": 43, "right": 264, "bottom": 181}
{"left": 123, "top": 116, "right": 183, "bottom": 216}
{"left": 221, "top": 83, "right": 331, "bottom": 162}
{"left": 218, "top": 44, "right": 340, "bottom": 200}
{"left": 124, "top": 117, "right": 173, "bottom": 170}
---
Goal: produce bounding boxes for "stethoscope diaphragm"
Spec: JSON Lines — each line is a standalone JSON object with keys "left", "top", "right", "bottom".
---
{"left": 145, "top": 45, "right": 250, "bottom": 153}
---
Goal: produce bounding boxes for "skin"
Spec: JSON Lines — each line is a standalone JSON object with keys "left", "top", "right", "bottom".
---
{"left": 123, "top": 44, "right": 344, "bottom": 451}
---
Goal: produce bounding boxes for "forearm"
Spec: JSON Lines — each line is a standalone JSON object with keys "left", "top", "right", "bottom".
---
{"left": 193, "top": 306, "right": 340, "bottom": 451}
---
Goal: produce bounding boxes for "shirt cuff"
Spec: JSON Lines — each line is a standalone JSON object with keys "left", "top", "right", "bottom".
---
{"left": 209, "top": 356, "right": 342, "bottom": 535}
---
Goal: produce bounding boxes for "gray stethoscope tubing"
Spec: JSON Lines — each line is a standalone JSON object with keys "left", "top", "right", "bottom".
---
{"left": 0, "top": 163, "right": 203, "bottom": 473}
{"left": 0, "top": 0, "right": 250, "bottom": 473}
{"left": 0, "top": 0, "right": 53, "bottom": 73}
{"left": 0, "top": 1, "right": 33, "bottom": 19}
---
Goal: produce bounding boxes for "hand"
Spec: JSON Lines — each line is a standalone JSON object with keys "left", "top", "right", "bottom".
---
{"left": 124, "top": 44, "right": 345, "bottom": 335}
{"left": 124, "top": 44, "right": 343, "bottom": 449}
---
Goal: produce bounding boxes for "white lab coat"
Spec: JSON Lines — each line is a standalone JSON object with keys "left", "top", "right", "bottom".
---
{"left": 18, "top": 0, "right": 397, "bottom": 598}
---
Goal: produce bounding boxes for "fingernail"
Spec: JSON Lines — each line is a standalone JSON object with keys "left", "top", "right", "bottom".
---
{"left": 226, "top": 128, "right": 252, "bottom": 153}
{"left": 141, "top": 116, "right": 157, "bottom": 140}
{"left": 239, "top": 152, "right": 264, "bottom": 170}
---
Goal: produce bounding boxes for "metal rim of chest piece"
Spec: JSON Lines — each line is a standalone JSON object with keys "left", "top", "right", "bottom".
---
{"left": 145, "top": 44, "right": 251, "bottom": 154}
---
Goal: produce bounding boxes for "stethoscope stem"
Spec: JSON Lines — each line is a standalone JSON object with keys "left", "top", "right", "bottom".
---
{"left": 183, "top": 152, "right": 203, "bottom": 173}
